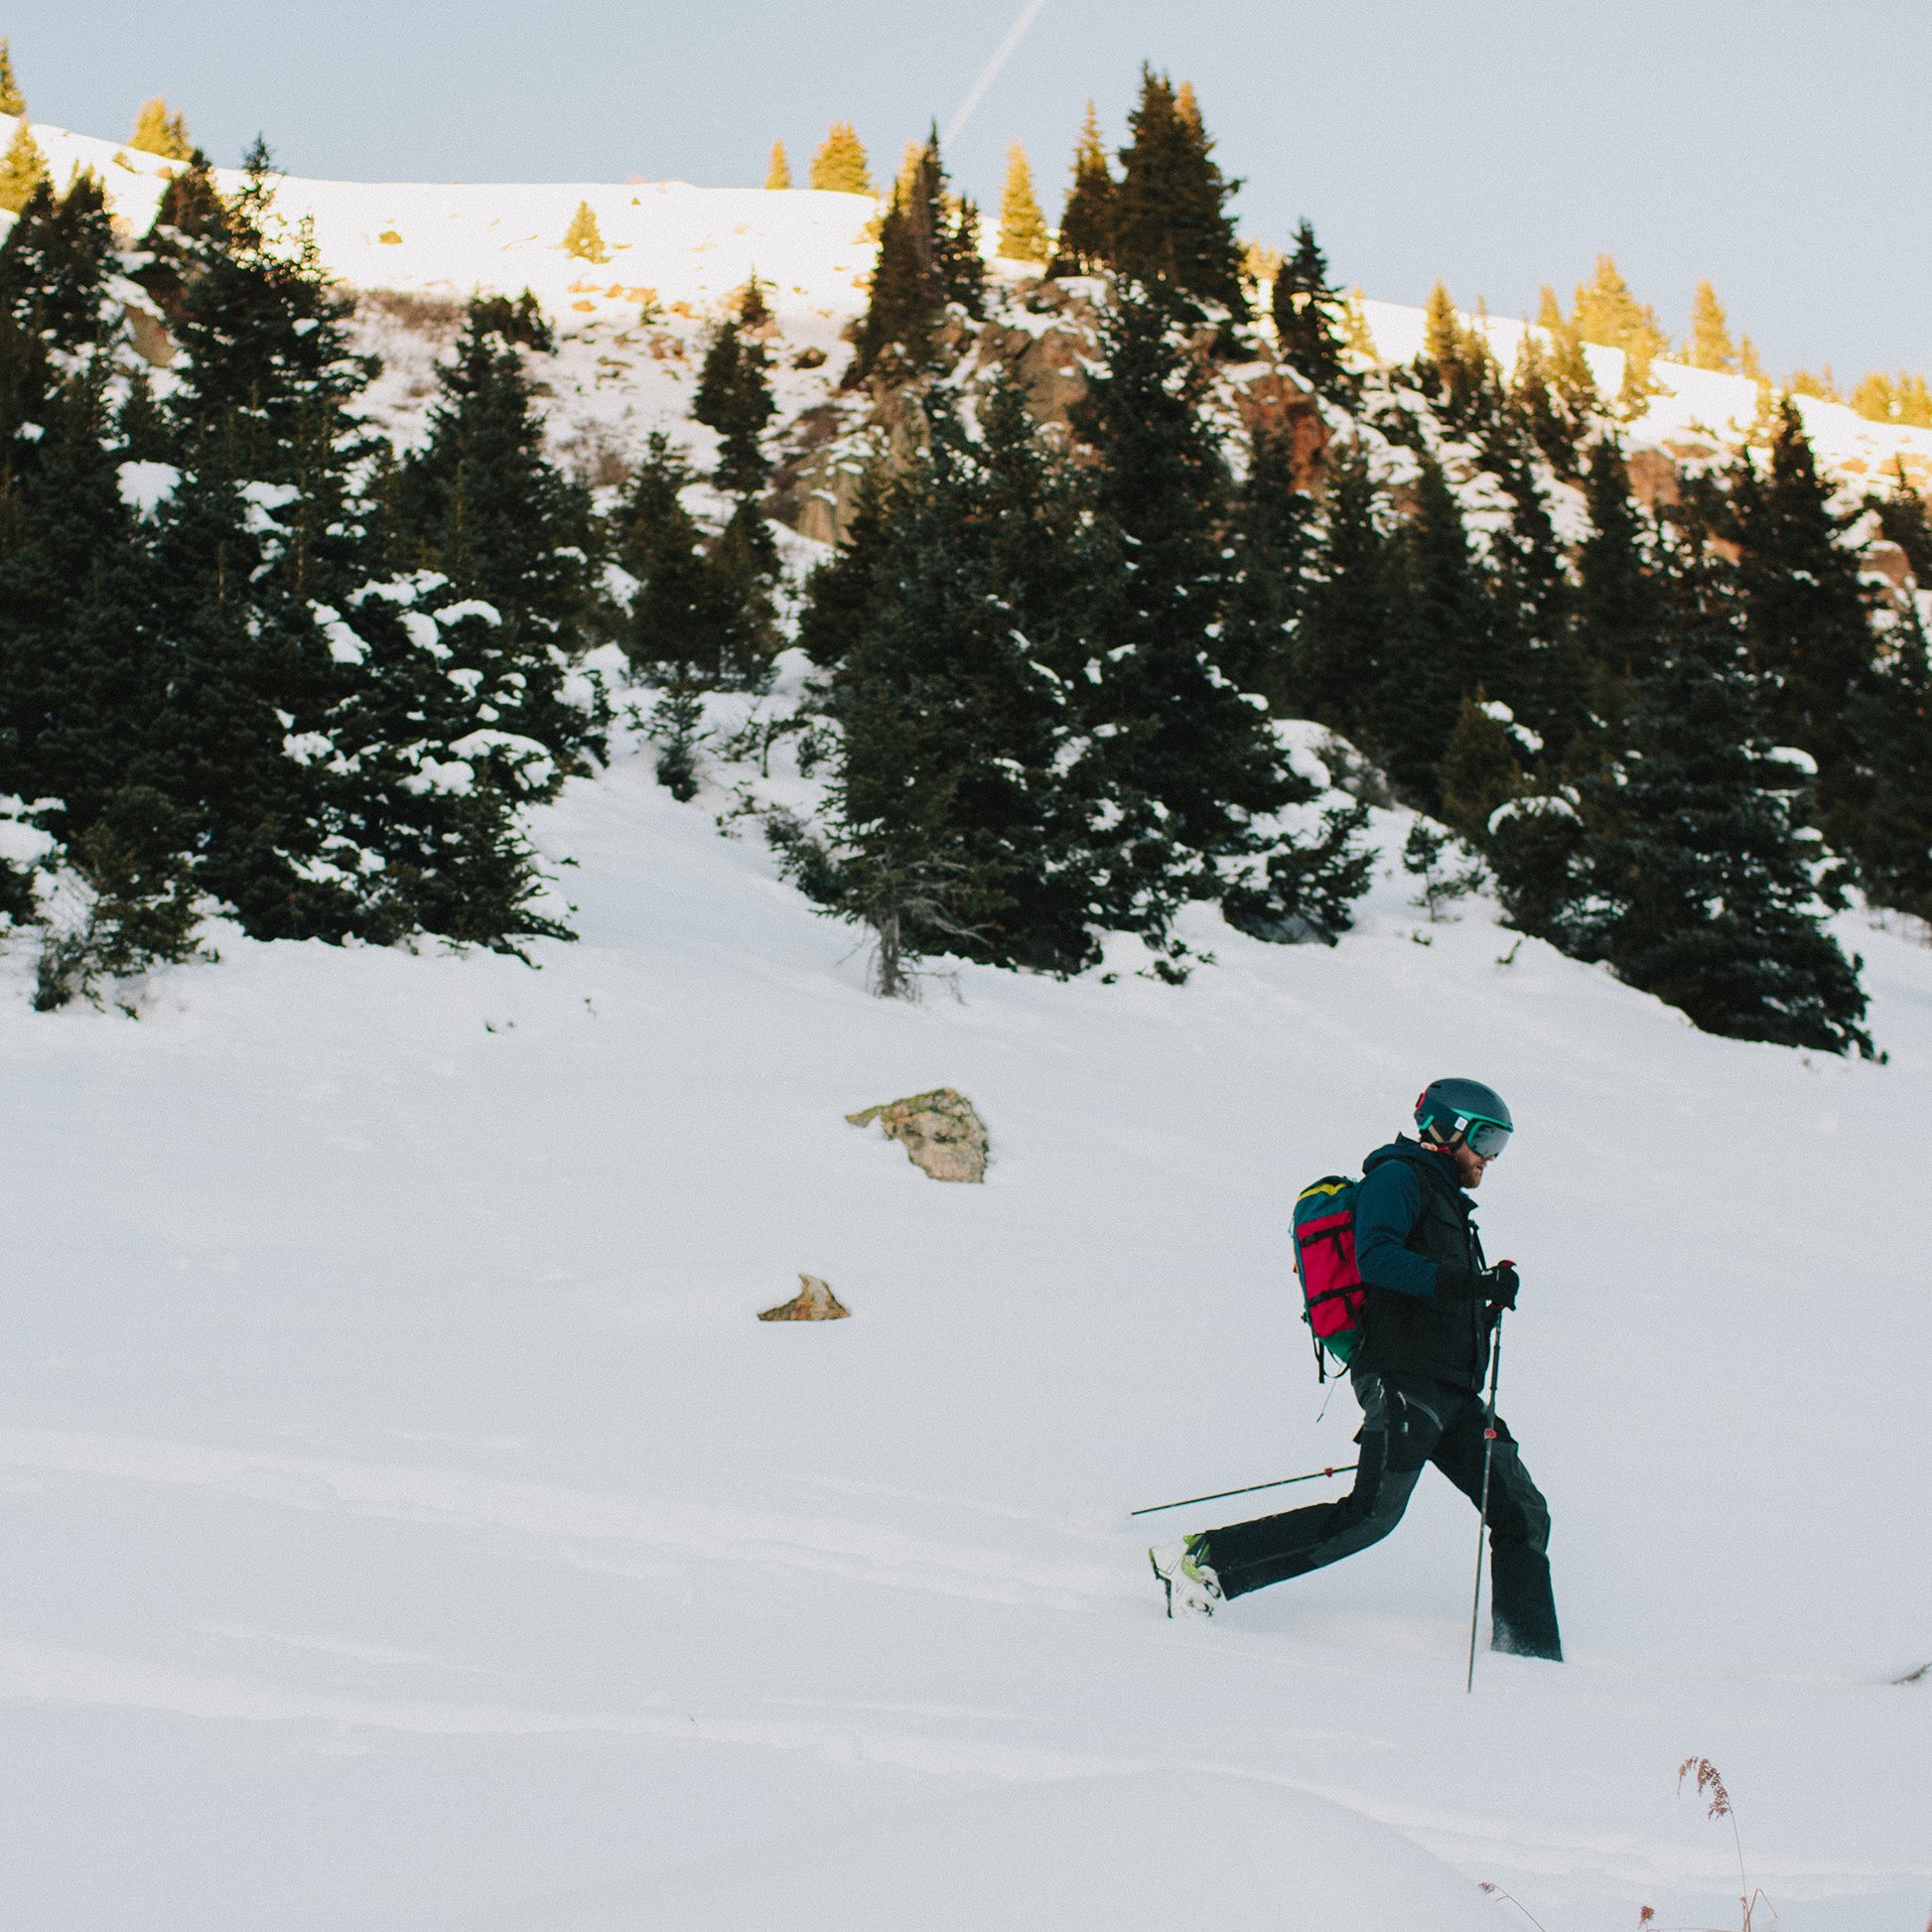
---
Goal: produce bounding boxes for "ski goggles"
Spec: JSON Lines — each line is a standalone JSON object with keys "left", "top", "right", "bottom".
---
{"left": 1462, "top": 1118, "right": 1512, "bottom": 1159}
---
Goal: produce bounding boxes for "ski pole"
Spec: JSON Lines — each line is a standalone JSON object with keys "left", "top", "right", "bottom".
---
{"left": 1465, "top": 1309, "right": 1504, "bottom": 1694}
{"left": 1131, "top": 1462, "right": 1357, "bottom": 1517}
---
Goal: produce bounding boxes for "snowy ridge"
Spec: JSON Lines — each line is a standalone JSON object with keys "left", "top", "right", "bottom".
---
{"left": 12, "top": 111, "right": 1930, "bottom": 504}
{"left": 2, "top": 712, "right": 1928, "bottom": 1930}
{"left": 0, "top": 113, "right": 878, "bottom": 325}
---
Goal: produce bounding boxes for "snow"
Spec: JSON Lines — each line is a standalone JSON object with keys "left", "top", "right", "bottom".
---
{"left": 2, "top": 114, "right": 878, "bottom": 328}
{"left": 115, "top": 459, "right": 180, "bottom": 519}
{"left": 1, "top": 730, "right": 1928, "bottom": 1931}
{"left": 646, "top": 1769, "right": 1502, "bottom": 1930}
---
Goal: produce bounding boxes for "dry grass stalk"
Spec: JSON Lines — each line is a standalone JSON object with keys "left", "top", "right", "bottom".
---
{"left": 1676, "top": 1757, "right": 1772, "bottom": 1932}
{"left": 1477, "top": 1880, "right": 1549, "bottom": 1929}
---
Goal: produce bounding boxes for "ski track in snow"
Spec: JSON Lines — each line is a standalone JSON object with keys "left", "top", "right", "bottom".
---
{"left": 0, "top": 1427, "right": 1134, "bottom": 1608}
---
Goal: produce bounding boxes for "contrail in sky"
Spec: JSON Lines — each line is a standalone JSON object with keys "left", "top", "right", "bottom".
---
{"left": 944, "top": 0, "right": 1049, "bottom": 147}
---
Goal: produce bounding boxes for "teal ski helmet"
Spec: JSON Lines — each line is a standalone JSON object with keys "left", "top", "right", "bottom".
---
{"left": 1416, "top": 1078, "right": 1513, "bottom": 1158}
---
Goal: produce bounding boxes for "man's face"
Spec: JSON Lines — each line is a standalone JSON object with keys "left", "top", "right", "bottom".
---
{"left": 1451, "top": 1141, "right": 1492, "bottom": 1189}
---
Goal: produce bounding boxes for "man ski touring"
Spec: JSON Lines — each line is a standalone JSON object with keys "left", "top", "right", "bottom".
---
{"left": 1149, "top": 1079, "right": 1562, "bottom": 1661}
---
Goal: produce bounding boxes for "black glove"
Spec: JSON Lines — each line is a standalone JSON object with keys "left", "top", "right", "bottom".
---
{"left": 1481, "top": 1263, "right": 1520, "bottom": 1311}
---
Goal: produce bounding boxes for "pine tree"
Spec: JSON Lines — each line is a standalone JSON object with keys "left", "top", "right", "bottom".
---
{"left": 1218, "top": 417, "right": 1310, "bottom": 709}
{"left": 764, "top": 139, "right": 791, "bottom": 190}
{"left": 1537, "top": 283, "right": 1599, "bottom": 408}
{"left": 1573, "top": 528, "right": 1869, "bottom": 1053}
{"left": 847, "top": 130, "right": 981, "bottom": 385}
{"left": 0, "top": 166, "right": 118, "bottom": 366}
{"left": 0, "top": 183, "right": 155, "bottom": 859}
{"left": 0, "top": 41, "right": 21, "bottom": 118}
{"left": 1575, "top": 436, "right": 1661, "bottom": 692}
{"left": 1786, "top": 365, "right": 1841, "bottom": 403}
{"left": 562, "top": 201, "right": 609, "bottom": 263}
{"left": 889, "top": 139, "right": 925, "bottom": 209}
{"left": 1687, "top": 278, "right": 1736, "bottom": 372}
{"left": 1571, "top": 253, "right": 1669, "bottom": 376}
{"left": 1871, "top": 462, "right": 1932, "bottom": 581}
{"left": 1482, "top": 414, "right": 1583, "bottom": 754}
{"left": 1049, "top": 100, "right": 1115, "bottom": 275}
{"left": 915, "top": 129, "right": 986, "bottom": 317}
{"left": 797, "top": 375, "right": 1111, "bottom": 980}
{"left": 610, "top": 433, "right": 766, "bottom": 784}
{"left": 1116, "top": 77, "right": 1234, "bottom": 307}
{"left": 129, "top": 96, "right": 193, "bottom": 161}
{"left": 1375, "top": 448, "right": 1496, "bottom": 809}
{"left": 0, "top": 115, "right": 49, "bottom": 215}
{"left": 1111, "top": 68, "right": 1247, "bottom": 321}
{"left": 1510, "top": 327, "right": 1590, "bottom": 480}
{"left": 1726, "top": 395, "right": 1874, "bottom": 788}
{"left": 1850, "top": 369, "right": 1932, "bottom": 428}
{"left": 795, "top": 462, "right": 896, "bottom": 669}
{"left": 849, "top": 184, "right": 932, "bottom": 384}
{"left": 1437, "top": 697, "right": 1527, "bottom": 848}
{"left": 321, "top": 291, "right": 606, "bottom": 944}
{"left": 1292, "top": 437, "right": 1395, "bottom": 736}
{"left": 1221, "top": 799, "right": 1376, "bottom": 946}
{"left": 397, "top": 293, "right": 593, "bottom": 647}
{"left": 132, "top": 149, "right": 229, "bottom": 329}
{"left": 134, "top": 136, "right": 504, "bottom": 941}
{"left": 693, "top": 313, "right": 773, "bottom": 494}
{"left": 1071, "top": 287, "right": 1311, "bottom": 968}
{"left": 997, "top": 140, "right": 1049, "bottom": 264}
{"left": 119, "top": 145, "right": 353, "bottom": 936}
{"left": 1833, "top": 593, "right": 1932, "bottom": 922}
{"left": 809, "top": 121, "right": 872, "bottom": 196}
{"left": 1419, "top": 281, "right": 1505, "bottom": 434}
{"left": 32, "top": 786, "right": 206, "bottom": 1011}
{"left": 1402, "top": 815, "right": 1486, "bottom": 921}
{"left": 614, "top": 434, "right": 733, "bottom": 672}
{"left": 1270, "top": 218, "right": 1347, "bottom": 396}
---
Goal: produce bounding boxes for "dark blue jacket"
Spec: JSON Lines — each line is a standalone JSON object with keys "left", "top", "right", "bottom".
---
{"left": 1351, "top": 1136, "right": 1489, "bottom": 1390}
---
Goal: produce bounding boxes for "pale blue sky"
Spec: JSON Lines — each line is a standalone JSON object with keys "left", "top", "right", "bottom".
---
{"left": 6, "top": 0, "right": 1925, "bottom": 379}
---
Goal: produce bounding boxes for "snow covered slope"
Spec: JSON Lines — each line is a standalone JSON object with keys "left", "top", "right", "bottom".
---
{"left": 2, "top": 708, "right": 1928, "bottom": 1932}
{"left": 11, "top": 112, "right": 1929, "bottom": 503}
{"left": 1, "top": 112, "right": 878, "bottom": 325}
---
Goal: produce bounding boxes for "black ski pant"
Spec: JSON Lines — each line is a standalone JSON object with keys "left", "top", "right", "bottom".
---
{"left": 1197, "top": 1370, "right": 1562, "bottom": 1660}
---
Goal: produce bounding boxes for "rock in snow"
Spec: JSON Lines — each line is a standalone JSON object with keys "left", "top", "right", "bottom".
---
{"left": 847, "top": 1087, "right": 990, "bottom": 1183}
{"left": 758, "top": 1273, "right": 851, "bottom": 1321}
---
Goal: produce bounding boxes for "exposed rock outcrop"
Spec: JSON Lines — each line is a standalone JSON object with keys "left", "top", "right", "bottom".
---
{"left": 846, "top": 1087, "right": 989, "bottom": 1183}
{"left": 763, "top": 279, "right": 1330, "bottom": 549}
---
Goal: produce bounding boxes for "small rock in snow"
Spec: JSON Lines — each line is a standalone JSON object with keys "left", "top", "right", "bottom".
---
{"left": 758, "top": 1274, "right": 850, "bottom": 1321}
{"left": 847, "top": 1088, "right": 988, "bottom": 1183}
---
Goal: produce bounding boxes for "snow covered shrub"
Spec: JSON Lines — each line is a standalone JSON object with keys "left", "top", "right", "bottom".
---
{"left": 1401, "top": 818, "right": 1485, "bottom": 922}
{"left": 32, "top": 788, "right": 207, "bottom": 1014}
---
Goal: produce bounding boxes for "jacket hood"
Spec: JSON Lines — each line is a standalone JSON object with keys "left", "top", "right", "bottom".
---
{"left": 1364, "top": 1134, "right": 1467, "bottom": 1197}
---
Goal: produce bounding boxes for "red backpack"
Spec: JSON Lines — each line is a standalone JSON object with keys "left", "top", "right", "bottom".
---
{"left": 1292, "top": 1174, "right": 1365, "bottom": 1382}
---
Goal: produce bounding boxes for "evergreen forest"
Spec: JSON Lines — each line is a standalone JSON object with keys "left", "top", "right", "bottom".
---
{"left": 2, "top": 62, "right": 1929, "bottom": 1056}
